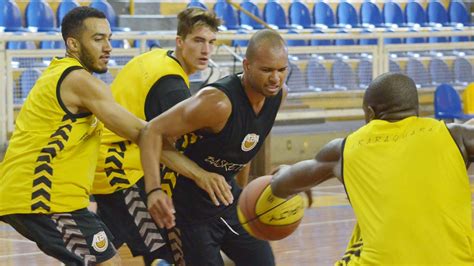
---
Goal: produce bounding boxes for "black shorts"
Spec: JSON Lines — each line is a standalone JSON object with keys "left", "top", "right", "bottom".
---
{"left": 1, "top": 208, "right": 116, "bottom": 265}
{"left": 167, "top": 204, "right": 275, "bottom": 266}
{"left": 94, "top": 178, "right": 172, "bottom": 261}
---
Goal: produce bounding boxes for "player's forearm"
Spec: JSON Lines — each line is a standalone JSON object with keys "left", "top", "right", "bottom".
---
{"left": 161, "top": 149, "right": 207, "bottom": 181}
{"left": 271, "top": 159, "right": 328, "bottom": 198}
{"left": 139, "top": 124, "right": 163, "bottom": 193}
{"left": 103, "top": 103, "right": 146, "bottom": 144}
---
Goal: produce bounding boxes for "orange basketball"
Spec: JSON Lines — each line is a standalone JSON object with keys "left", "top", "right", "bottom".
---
{"left": 237, "top": 175, "right": 305, "bottom": 241}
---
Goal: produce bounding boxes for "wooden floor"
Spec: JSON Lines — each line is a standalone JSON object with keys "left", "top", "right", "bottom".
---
{"left": 1, "top": 177, "right": 473, "bottom": 266}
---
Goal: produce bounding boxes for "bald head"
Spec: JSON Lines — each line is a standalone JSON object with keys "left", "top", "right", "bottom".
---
{"left": 363, "top": 73, "right": 419, "bottom": 121}
{"left": 245, "top": 29, "right": 287, "bottom": 61}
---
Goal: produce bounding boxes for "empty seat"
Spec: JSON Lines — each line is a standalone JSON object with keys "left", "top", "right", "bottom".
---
{"left": 286, "top": 29, "right": 307, "bottom": 46}
{"left": 0, "top": 0, "right": 27, "bottom": 31}
{"left": 286, "top": 63, "right": 307, "bottom": 92}
{"left": 240, "top": 0, "right": 264, "bottom": 29}
{"left": 357, "top": 59, "right": 372, "bottom": 88}
{"left": 383, "top": 2, "right": 404, "bottom": 28}
{"left": 406, "top": 58, "right": 431, "bottom": 87}
{"left": 405, "top": 1, "right": 427, "bottom": 27}
{"left": 306, "top": 58, "right": 332, "bottom": 91}
{"left": 310, "top": 28, "right": 333, "bottom": 46}
{"left": 449, "top": 1, "right": 470, "bottom": 26}
{"left": 187, "top": 0, "right": 207, "bottom": 10}
{"left": 57, "top": 0, "right": 80, "bottom": 26}
{"left": 389, "top": 60, "right": 402, "bottom": 73}
{"left": 453, "top": 57, "right": 474, "bottom": 85}
{"left": 337, "top": 1, "right": 359, "bottom": 28}
{"left": 313, "top": 1, "right": 336, "bottom": 28}
{"left": 429, "top": 58, "right": 453, "bottom": 85}
{"left": 214, "top": 0, "right": 239, "bottom": 30}
{"left": 25, "top": 0, "right": 57, "bottom": 32}
{"left": 288, "top": 1, "right": 312, "bottom": 28}
{"left": 434, "top": 83, "right": 474, "bottom": 120}
{"left": 17, "top": 68, "right": 42, "bottom": 103}
{"left": 360, "top": 1, "right": 383, "bottom": 28}
{"left": 263, "top": 1, "right": 288, "bottom": 29}
{"left": 427, "top": 1, "right": 449, "bottom": 26}
{"left": 332, "top": 60, "right": 356, "bottom": 90}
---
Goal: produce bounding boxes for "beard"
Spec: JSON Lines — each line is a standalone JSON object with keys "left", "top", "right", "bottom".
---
{"left": 79, "top": 45, "right": 108, "bottom": 74}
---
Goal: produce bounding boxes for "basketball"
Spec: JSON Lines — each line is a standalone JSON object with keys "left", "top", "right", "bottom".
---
{"left": 237, "top": 175, "right": 305, "bottom": 241}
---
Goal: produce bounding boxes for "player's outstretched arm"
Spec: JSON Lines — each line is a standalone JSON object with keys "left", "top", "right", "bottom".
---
{"left": 139, "top": 88, "right": 234, "bottom": 228}
{"left": 62, "top": 69, "right": 145, "bottom": 143}
{"left": 271, "top": 138, "right": 344, "bottom": 198}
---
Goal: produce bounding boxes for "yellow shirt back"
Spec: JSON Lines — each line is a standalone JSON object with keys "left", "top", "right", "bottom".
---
{"left": 340, "top": 117, "right": 474, "bottom": 265}
{"left": 0, "top": 57, "right": 102, "bottom": 215}
{"left": 93, "top": 49, "right": 189, "bottom": 194}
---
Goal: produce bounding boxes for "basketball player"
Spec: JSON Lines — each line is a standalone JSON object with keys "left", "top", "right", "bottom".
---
{"left": 138, "top": 29, "right": 288, "bottom": 265}
{"left": 92, "top": 8, "right": 232, "bottom": 265}
{"left": 271, "top": 73, "right": 474, "bottom": 264}
{"left": 0, "top": 7, "right": 221, "bottom": 265}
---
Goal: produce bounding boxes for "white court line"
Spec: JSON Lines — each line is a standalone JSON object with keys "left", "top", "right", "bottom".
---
{"left": 0, "top": 237, "right": 34, "bottom": 243}
{"left": 313, "top": 191, "right": 346, "bottom": 195}
{"left": 313, "top": 185, "right": 344, "bottom": 190}
{"left": 300, "top": 218, "right": 356, "bottom": 227}
{"left": 0, "top": 252, "right": 43, "bottom": 258}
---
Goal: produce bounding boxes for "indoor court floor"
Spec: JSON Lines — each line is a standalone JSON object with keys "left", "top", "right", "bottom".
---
{"left": 1, "top": 177, "right": 473, "bottom": 266}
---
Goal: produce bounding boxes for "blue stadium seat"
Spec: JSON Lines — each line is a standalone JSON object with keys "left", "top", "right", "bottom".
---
{"left": 383, "top": 2, "right": 404, "bottom": 28}
{"left": 306, "top": 58, "right": 332, "bottom": 91}
{"left": 360, "top": 1, "right": 383, "bottom": 28}
{"left": 434, "top": 84, "right": 474, "bottom": 120}
{"left": 286, "top": 63, "right": 307, "bottom": 92}
{"left": 359, "top": 28, "right": 377, "bottom": 45}
{"left": 453, "top": 57, "right": 473, "bottom": 85}
{"left": 428, "top": 29, "right": 449, "bottom": 43}
{"left": 310, "top": 28, "right": 333, "bottom": 46}
{"left": 313, "top": 1, "right": 336, "bottom": 28}
{"left": 357, "top": 59, "right": 372, "bottom": 88}
{"left": 187, "top": 0, "right": 207, "bottom": 10}
{"left": 0, "top": 0, "right": 27, "bottom": 32}
{"left": 263, "top": 1, "right": 288, "bottom": 29}
{"left": 429, "top": 58, "right": 453, "bottom": 85}
{"left": 335, "top": 29, "right": 356, "bottom": 46}
{"left": 405, "top": 1, "right": 427, "bottom": 27}
{"left": 57, "top": 0, "right": 80, "bottom": 26}
{"left": 389, "top": 60, "right": 402, "bottom": 73}
{"left": 90, "top": 0, "right": 120, "bottom": 29}
{"left": 40, "top": 40, "right": 66, "bottom": 49}
{"left": 240, "top": 0, "right": 263, "bottom": 29}
{"left": 332, "top": 60, "right": 356, "bottom": 90}
{"left": 337, "top": 1, "right": 359, "bottom": 28}
{"left": 214, "top": 0, "right": 239, "bottom": 30}
{"left": 286, "top": 29, "right": 307, "bottom": 46}
{"left": 405, "top": 28, "right": 425, "bottom": 44}
{"left": 232, "top": 28, "right": 249, "bottom": 47}
{"left": 427, "top": 1, "right": 449, "bottom": 26}
{"left": 18, "top": 68, "right": 42, "bottom": 103}
{"left": 25, "top": 0, "right": 57, "bottom": 32}
{"left": 406, "top": 58, "right": 431, "bottom": 87}
{"left": 288, "top": 1, "right": 312, "bottom": 28}
{"left": 384, "top": 28, "right": 402, "bottom": 44}
{"left": 449, "top": 1, "right": 470, "bottom": 26}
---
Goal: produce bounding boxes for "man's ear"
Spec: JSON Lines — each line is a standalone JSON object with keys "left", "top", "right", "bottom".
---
{"left": 66, "top": 37, "right": 80, "bottom": 52}
{"left": 363, "top": 105, "right": 376, "bottom": 123}
{"left": 242, "top": 58, "right": 249, "bottom": 72}
{"left": 175, "top": 36, "right": 183, "bottom": 49}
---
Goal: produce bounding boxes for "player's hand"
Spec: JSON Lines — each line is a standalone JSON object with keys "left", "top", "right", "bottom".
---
{"left": 194, "top": 172, "right": 233, "bottom": 206}
{"left": 147, "top": 189, "right": 175, "bottom": 229}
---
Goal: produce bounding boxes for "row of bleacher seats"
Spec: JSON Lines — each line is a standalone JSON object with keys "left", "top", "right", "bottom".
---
{"left": 189, "top": 0, "right": 471, "bottom": 31}
{"left": 13, "top": 56, "right": 474, "bottom": 104}
{"left": 285, "top": 56, "right": 474, "bottom": 92}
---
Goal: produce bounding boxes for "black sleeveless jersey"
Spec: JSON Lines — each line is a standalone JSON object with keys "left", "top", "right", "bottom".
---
{"left": 165, "top": 74, "right": 283, "bottom": 224}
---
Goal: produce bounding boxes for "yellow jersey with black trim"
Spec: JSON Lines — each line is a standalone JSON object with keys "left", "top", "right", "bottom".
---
{"left": 339, "top": 117, "right": 474, "bottom": 265}
{"left": 93, "top": 49, "right": 189, "bottom": 194}
{"left": 0, "top": 57, "right": 102, "bottom": 215}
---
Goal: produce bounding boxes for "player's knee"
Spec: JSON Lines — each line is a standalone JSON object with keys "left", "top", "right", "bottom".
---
{"left": 97, "top": 253, "right": 122, "bottom": 266}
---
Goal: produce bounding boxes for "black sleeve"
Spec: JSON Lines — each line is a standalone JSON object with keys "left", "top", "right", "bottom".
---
{"left": 144, "top": 75, "right": 191, "bottom": 121}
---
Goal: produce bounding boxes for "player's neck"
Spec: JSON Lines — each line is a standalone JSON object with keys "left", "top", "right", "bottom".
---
{"left": 173, "top": 49, "right": 194, "bottom": 76}
{"left": 241, "top": 74, "right": 266, "bottom": 114}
